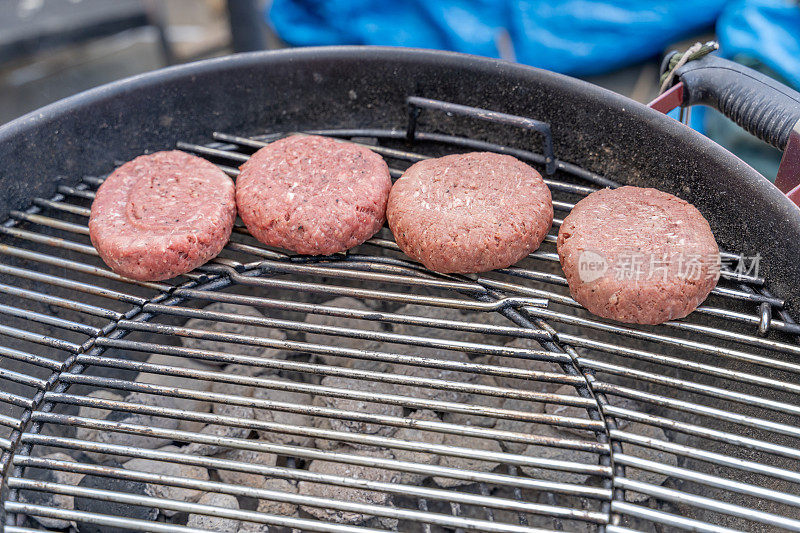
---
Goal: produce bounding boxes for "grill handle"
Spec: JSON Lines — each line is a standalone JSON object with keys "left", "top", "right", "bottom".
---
{"left": 667, "top": 53, "right": 800, "bottom": 151}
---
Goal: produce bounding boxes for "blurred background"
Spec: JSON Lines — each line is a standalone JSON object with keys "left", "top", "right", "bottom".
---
{"left": 0, "top": 0, "right": 797, "bottom": 179}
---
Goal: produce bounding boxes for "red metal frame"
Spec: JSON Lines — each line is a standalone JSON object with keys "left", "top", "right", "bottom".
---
{"left": 776, "top": 120, "right": 800, "bottom": 201}
{"left": 647, "top": 82, "right": 684, "bottom": 114}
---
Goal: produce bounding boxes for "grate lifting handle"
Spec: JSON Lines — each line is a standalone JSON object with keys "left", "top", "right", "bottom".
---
{"left": 406, "top": 96, "right": 556, "bottom": 176}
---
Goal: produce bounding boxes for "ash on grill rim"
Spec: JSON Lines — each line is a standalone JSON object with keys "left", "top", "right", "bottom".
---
{"left": 0, "top": 105, "right": 798, "bottom": 532}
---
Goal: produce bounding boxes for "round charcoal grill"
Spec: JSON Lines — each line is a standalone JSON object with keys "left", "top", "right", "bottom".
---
{"left": 1, "top": 47, "right": 800, "bottom": 533}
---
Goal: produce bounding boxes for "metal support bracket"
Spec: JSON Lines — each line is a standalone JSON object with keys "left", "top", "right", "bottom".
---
{"left": 647, "top": 82, "right": 684, "bottom": 114}
{"left": 776, "top": 119, "right": 800, "bottom": 206}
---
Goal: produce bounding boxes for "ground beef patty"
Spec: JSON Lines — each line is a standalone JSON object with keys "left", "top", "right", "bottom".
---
{"left": 89, "top": 150, "right": 236, "bottom": 281}
{"left": 236, "top": 135, "right": 391, "bottom": 255}
{"left": 557, "top": 186, "right": 720, "bottom": 325}
{"left": 386, "top": 152, "right": 553, "bottom": 273}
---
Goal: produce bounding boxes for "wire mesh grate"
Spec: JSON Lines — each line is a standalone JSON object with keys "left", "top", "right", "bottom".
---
{"left": 0, "top": 107, "right": 799, "bottom": 532}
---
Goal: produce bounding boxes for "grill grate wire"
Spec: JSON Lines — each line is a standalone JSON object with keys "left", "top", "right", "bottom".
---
{"left": 0, "top": 102, "right": 798, "bottom": 532}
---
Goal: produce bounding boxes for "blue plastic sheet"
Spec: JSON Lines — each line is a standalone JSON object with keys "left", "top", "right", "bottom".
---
{"left": 268, "top": 0, "right": 728, "bottom": 76}
{"left": 717, "top": 0, "right": 800, "bottom": 89}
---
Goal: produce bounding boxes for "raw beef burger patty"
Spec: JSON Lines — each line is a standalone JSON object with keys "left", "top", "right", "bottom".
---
{"left": 89, "top": 150, "right": 236, "bottom": 281}
{"left": 386, "top": 152, "right": 553, "bottom": 273}
{"left": 236, "top": 135, "right": 392, "bottom": 255}
{"left": 557, "top": 186, "right": 720, "bottom": 325}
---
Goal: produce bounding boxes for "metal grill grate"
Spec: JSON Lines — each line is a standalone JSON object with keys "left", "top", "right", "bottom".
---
{"left": 1, "top": 99, "right": 799, "bottom": 532}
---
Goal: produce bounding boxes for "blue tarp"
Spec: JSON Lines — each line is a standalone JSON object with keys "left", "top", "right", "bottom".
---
{"left": 268, "top": 0, "right": 729, "bottom": 76}
{"left": 717, "top": 0, "right": 800, "bottom": 89}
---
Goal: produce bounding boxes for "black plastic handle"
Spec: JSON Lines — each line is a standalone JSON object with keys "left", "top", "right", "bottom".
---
{"left": 667, "top": 53, "right": 800, "bottom": 151}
